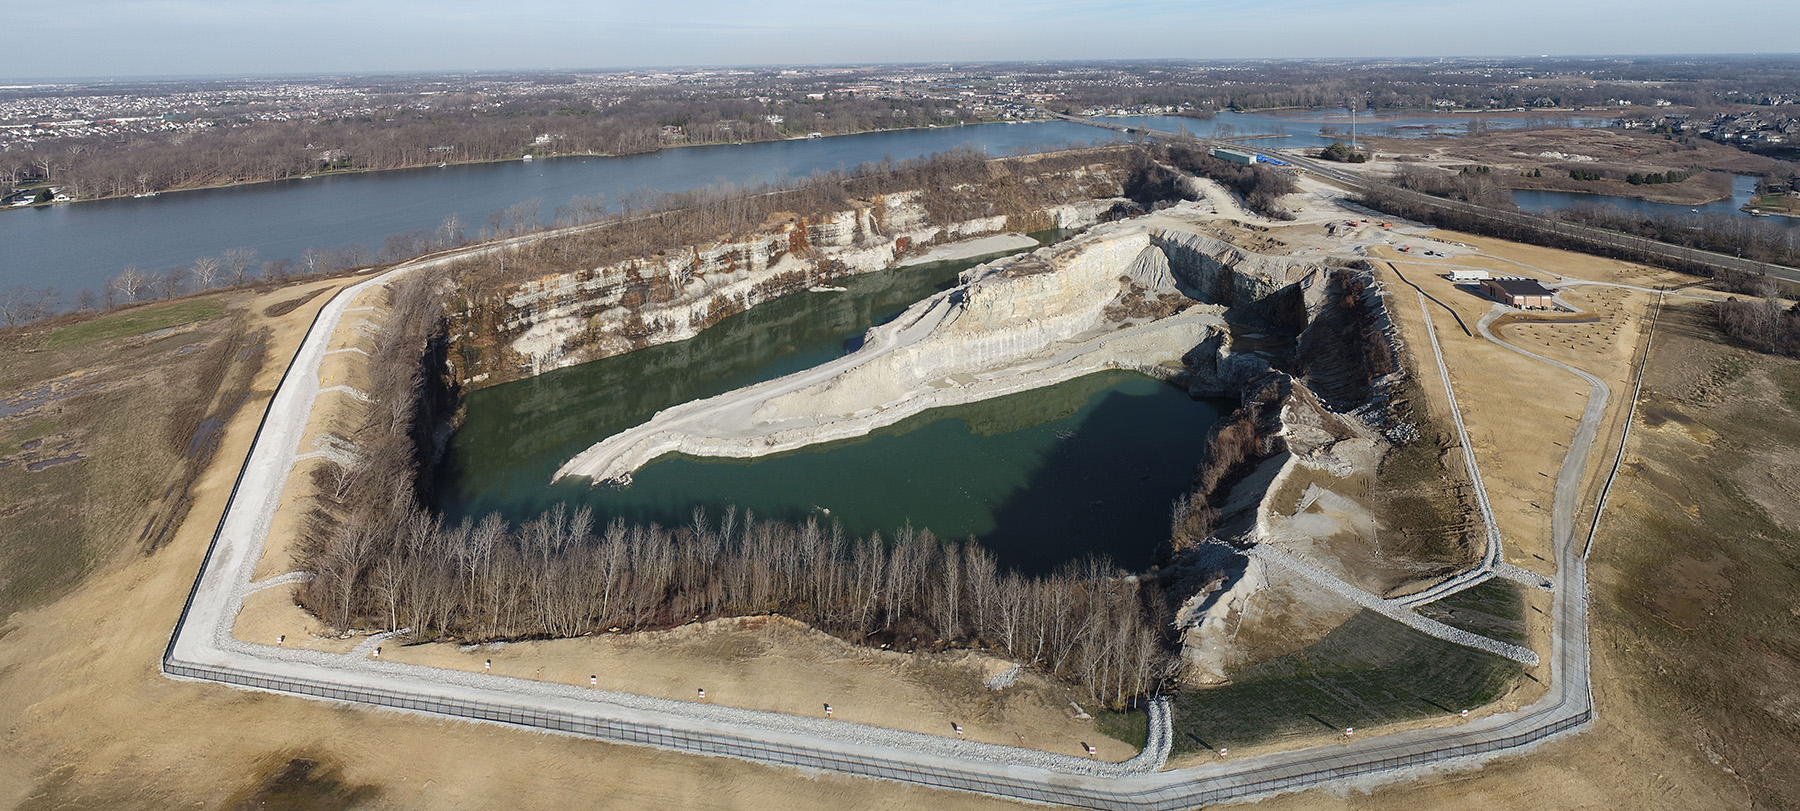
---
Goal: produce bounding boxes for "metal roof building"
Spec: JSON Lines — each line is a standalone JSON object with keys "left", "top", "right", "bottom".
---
{"left": 1480, "top": 277, "right": 1556, "bottom": 308}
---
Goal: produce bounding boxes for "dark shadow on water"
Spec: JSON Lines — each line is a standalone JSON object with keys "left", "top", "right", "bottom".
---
{"left": 488, "top": 370, "right": 1223, "bottom": 574}
{"left": 976, "top": 378, "right": 1228, "bottom": 573}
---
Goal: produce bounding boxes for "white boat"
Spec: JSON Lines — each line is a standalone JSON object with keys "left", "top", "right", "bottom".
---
{"left": 134, "top": 191, "right": 158, "bottom": 198}
{"left": 522, "top": 154, "right": 534, "bottom": 161}
{"left": 808, "top": 285, "right": 848, "bottom": 293}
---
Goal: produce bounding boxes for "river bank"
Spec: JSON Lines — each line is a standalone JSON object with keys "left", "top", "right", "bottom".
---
{"left": 0, "top": 118, "right": 1053, "bottom": 213}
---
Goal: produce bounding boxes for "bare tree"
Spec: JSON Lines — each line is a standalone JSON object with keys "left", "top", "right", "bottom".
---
{"left": 0, "top": 286, "right": 60, "bottom": 326}
{"left": 300, "top": 247, "right": 328, "bottom": 276}
{"left": 222, "top": 248, "right": 258, "bottom": 285}
{"left": 189, "top": 256, "right": 223, "bottom": 290}
{"left": 111, "top": 266, "right": 148, "bottom": 303}
{"left": 437, "top": 213, "right": 464, "bottom": 248}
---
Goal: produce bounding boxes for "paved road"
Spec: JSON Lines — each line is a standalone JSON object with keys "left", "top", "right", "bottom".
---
{"left": 164, "top": 199, "right": 1612, "bottom": 810}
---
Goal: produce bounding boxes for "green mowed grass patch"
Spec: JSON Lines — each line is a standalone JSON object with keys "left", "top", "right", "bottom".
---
{"left": 1170, "top": 610, "right": 1521, "bottom": 754}
{"left": 1095, "top": 708, "right": 1148, "bottom": 749}
{"left": 45, "top": 298, "right": 226, "bottom": 349}
{"left": 1416, "top": 579, "right": 1528, "bottom": 646}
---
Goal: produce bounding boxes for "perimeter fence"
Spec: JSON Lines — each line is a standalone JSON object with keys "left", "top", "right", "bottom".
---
{"left": 163, "top": 654, "right": 1588, "bottom": 810}
{"left": 161, "top": 193, "right": 1594, "bottom": 811}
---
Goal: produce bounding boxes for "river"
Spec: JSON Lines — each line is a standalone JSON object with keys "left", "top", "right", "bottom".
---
{"left": 2, "top": 109, "right": 1626, "bottom": 299}
{"left": 434, "top": 241, "right": 1227, "bottom": 574}
{"left": 0, "top": 120, "right": 1125, "bottom": 298}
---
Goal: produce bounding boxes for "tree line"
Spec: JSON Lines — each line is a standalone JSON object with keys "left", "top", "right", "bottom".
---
{"left": 1357, "top": 180, "right": 1800, "bottom": 284}
{"left": 3, "top": 94, "right": 977, "bottom": 203}
{"left": 1717, "top": 295, "right": 1800, "bottom": 357}
{"left": 299, "top": 271, "right": 1178, "bottom": 708}
{"left": 1162, "top": 142, "right": 1299, "bottom": 219}
{"left": 1389, "top": 164, "right": 1517, "bottom": 210}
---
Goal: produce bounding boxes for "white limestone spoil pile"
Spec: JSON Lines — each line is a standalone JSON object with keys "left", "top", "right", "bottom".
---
{"left": 554, "top": 218, "right": 1316, "bottom": 486}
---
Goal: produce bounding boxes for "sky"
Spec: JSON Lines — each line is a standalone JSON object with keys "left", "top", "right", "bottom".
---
{"left": 13, "top": 0, "right": 1800, "bottom": 79}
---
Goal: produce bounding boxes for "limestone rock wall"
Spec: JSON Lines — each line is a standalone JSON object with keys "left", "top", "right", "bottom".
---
{"left": 470, "top": 191, "right": 1128, "bottom": 385}
{"left": 1149, "top": 229, "right": 1325, "bottom": 328}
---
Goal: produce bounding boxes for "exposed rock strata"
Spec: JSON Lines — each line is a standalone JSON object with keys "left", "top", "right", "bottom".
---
{"left": 460, "top": 192, "right": 1126, "bottom": 385}
{"left": 552, "top": 214, "right": 1349, "bottom": 485}
{"left": 1162, "top": 268, "right": 1415, "bottom": 684}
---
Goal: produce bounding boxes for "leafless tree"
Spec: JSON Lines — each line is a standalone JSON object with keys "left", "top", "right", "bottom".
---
{"left": 222, "top": 248, "right": 258, "bottom": 285}
{"left": 189, "top": 256, "right": 223, "bottom": 290}
{"left": 0, "top": 286, "right": 60, "bottom": 326}
{"left": 111, "top": 266, "right": 148, "bottom": 303}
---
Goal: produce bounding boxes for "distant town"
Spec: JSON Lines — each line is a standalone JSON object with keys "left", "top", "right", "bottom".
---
{"left": 5, "top": 57, "right": 1800, "bottom": 204}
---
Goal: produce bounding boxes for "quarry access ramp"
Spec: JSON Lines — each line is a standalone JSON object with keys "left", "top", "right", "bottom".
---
{"left": 164, "top": 235, "right": 1599, "bottom": 809}
{"left": 1386, "top": 281, "right": 1507, "bottom": 610}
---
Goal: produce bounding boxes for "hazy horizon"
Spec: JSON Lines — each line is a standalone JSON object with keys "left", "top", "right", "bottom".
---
{"left": 12, "top": 0, "right": 1798, "bottom": 82}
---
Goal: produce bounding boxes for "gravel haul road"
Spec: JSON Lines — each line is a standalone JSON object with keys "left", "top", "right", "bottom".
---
{"left": 164, "top": 229, "right": 1609, "bottom": 808}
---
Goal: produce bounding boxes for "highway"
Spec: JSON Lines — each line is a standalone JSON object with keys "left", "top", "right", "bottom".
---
{"left": 162, "top": 181, "right": 1623, "bottom": 810}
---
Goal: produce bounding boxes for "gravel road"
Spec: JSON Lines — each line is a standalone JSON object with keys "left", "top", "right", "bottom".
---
{"left": 163, "top": 214, "right": 1608, "bottom": 808}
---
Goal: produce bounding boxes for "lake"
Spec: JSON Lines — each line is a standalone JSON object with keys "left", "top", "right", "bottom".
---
{"left": 434, "top": 243, "right": 1227, "bottom": 574}
{"left": 1512, "top": 173, "right": 1798, "bottom": 227}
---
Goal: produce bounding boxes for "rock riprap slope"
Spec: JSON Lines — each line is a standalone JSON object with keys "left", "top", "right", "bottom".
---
{"left": 555, "top": 219, "right": 1320, "bottom": 486}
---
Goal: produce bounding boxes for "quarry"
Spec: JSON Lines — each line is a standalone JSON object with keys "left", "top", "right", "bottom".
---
{"left": 143, "top": 145, "right": 1675, "bottom": 808}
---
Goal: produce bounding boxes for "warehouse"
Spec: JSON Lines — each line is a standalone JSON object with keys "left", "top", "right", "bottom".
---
{"left": 1210, "top": 147, "right": 1256, "bottom": 165}
{"left": 1480, "top": 276, "right": 1557, "bottom": 308}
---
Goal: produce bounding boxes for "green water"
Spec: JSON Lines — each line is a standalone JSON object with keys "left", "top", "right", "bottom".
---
{"left": 436, "top": 244, "right": 1227, "bottom": 574}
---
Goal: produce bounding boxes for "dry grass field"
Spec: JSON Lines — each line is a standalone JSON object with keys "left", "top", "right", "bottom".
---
{"left": 1, "top": 224, "right": 1792, "bottom": 809}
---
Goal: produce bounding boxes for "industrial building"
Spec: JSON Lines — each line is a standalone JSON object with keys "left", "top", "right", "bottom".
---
{"left": 1209, "top": 147, "right": 1293, "bottom": 168}
{"left": 1449, "top": 269, "right": 1490, "bottom": 282}
{"left": 1480, "top": 276, "right": 1557, "bottom": 308}
{"left": 1211, "top": 147, "right": 1256, "bottom": 165}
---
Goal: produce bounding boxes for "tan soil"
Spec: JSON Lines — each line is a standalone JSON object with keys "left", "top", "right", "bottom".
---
{"left": 0, "top": 230, "right": 1766, "bottom": 810}
{"left": 0, "top": 276, "right": 1030, "bottom": 811}
{"left": 250, "top": 457, "right": 324, "bottom": 580}
{"left": 233, "top": 585, "right": 360, "bottom": 654}
{"left": 380, "top": 615, "right": 1137, "bottom": 762}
